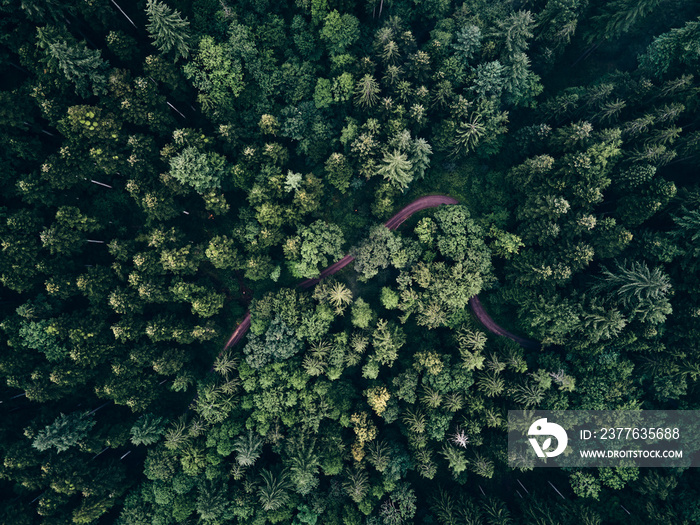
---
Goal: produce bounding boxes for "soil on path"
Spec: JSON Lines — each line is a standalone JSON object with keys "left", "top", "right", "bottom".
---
{"left": 468, "top": 296, "right": 540, "bottom": 350}
{"left": 223, "top": 195, "right": 540, "bottom": 351}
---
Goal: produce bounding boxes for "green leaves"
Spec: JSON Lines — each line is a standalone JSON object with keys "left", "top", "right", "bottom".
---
{"left": 591, "top": 260, "right": 672, "bottom": 324}
{"left": 39, "top": 206, "right": 100, "bottom": 255}
{"left": 496, "top": 10, "right": 535, "bottom": 55}
{"left": 586, "top": 0, "right": 666, "bottom": 45}
{"left": 193, "top": 381, "right": 236, "bottom": 424}
{"left": 440, "top": 443, "right": 468, "bottom": 475}
{"left": 145, "top": 0, "right": 191, "bottom": 61}
{"left": 32, "top": 411, "right": 95, "bottom": 453}
{"left": 354, "top": 74, "right": 381, "bottom": 108}
{"left": 450, "top": 99, "right": 509, "bottom": 157}
{"left": 453, "top": 25, "right": 482, "bottom": 61}
{"left": 169, "top": 146, "right": 226, "bottom": 193}
{"left": 376, "top": 149, "right": 413, "bottom": 190}
{"left": 639, "top": 18, "right": 700, "bottom": 78}
{"left": 286, "top": 220, "right": 345, "bottom": 279}
{"left": 18, "top": 319, "right": 67, "bottom": 362}
{"left": 244, "top": 317, "right": 303, "bottom": 369}
{"left": 258, "top": 468, "right": 291, "bottom": 512}
{"left": 287, "top": 438, "right": 321, "bottom": 495}
{"left": 170, "top": 281, "right": 225, "bottom": 318}
{"left": 130, "top": 414, "right": 166, "bottom": 446}
{"left": 353, "top": 225, "right": 406, "bottom": 281}
{"left": 326, "top": 282, "right": 353, "bottom": 312}
{"left": 472, "top": 61, "right": 506, "bottom": 99}
{"left": 184, "top": 36, "right": 244, "bottom": 115}
{"left": 371, "top": 318, "right": 405, "bottom": 367}
{"left": 205, "top": 235, "right": 242, "bottom": 270}
{"left": 453, "top": 113, "right": 486, "bottom": 156}
{"left": 37, "top": 27, "right": 110, "bottom": 98}
{"left": 232, "top": 430, "right": 264, "bottom": 467}
{"left": 320, "top": 10, "right": 359, "bottom": 56}
{"left": 342, "top": 466, "right": 368, "bottom": 502}
{"left": 324, "top": 152, "right": 353, "bottom": 193}
{"left": 569, "top": 471, "right": 602, "bottom": 499}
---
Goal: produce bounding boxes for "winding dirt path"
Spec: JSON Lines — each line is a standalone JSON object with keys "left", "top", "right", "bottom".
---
{"left": 223, "top": 311, "right": 251, "bottom": 350}
{"left": 297, "top": 195, "right": 461, "bottom": 290}
{"left": 468, "top": 296, "right": 540, "bottom": 350}
{"left": 222, "top": 195, "right": 540, "bottom": 351}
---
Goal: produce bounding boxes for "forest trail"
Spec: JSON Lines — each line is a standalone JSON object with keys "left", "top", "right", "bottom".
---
{"left": 223, "top": 194, "right": 540, "bottom": 351}
{"left": 468, "top": 296, "right": 540, "bottom": 350}
{"left": 297, "top": 195, "right": 461, "bottom": 289}
{"left": 223, "top": 311, "right": 251, "bottom": 350}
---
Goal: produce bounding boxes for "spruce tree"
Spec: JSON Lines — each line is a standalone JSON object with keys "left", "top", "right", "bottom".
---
{"left": 37, "top": 29, "right": 109, "bottom": 98}
{"left": 257, "top": 468, "right": 290, "bottom": 512}
{"left": 145, "top": 0, "right": 191, "bottom": 61}
{"left": 354, "top": 74, "right": 381, "bottom": 107}
{"left": 343, "top": 467, "right": 369, "bottom": 502}
{"left": 593, "top": 260, "right": 672, "bottom": 307}
{"left": 32, "top": 411, "right": 95, "bottom": 453}
{"left": 130, "top": 414, "right": 165, "bottom": 446}
{"left": 376, "top": 149, "right": 413, "bottom": 190}
{"left": 232, "top": 430, "right": 264, "bottom": 467}
{"left": 287, "top": 439, "right": 321, "bottom": 495}
{"left": 452, "top": 25, "right": 481, "bottom": 61}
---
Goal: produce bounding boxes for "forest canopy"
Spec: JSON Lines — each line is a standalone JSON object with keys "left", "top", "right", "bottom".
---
{"left": 1, "top": 0, "right": 700, "bottom": 523}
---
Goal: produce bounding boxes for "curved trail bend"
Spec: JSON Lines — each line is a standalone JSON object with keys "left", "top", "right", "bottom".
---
{"left": 223, "top": 195, "right": 540, "bottom": 351}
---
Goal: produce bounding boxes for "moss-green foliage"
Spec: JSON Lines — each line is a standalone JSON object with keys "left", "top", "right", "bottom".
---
{"left": 1, "top": 0, "right": 700, "bottom": 522}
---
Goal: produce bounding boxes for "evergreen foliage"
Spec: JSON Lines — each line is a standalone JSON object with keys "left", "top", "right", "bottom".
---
{"left": 33, "top": 411, "right": 95, "bottom": 453}
{"left": 37, "top": 28, "right": 110, "bottom": 98}
{"left": 130, "top": 414, "right": 166, "bottom": 446}
{"left": 169, "top": 146, "right": 226, "bottom": 193}
{"left": 145, "top": 0, "right": 191, "bottom": 61}
{"left": 1, "top": 0, "right": 700, "bottom": 521}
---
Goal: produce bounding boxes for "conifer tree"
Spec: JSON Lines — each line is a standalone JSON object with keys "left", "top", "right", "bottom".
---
{"left": 638, "top": 17, "right": 700, "bottom": 78}
{"left": 258, "top": 468, "right": 290, "bottom": 512}
{"left": 145, "top": 0, "right": 191, "bottom": 61}
{"left": 411, "top": 138, "right": 432, "bottom": 180}
{"left": 32, "top": 411, "right": 95, "bottom": 453}
{"left": 196, "top": 482, "right": 231, "bottom": 522}
{"left": 37, "top": 28, "right": 109, "bottom": 98}
{"left": 497, "top": 10, "right": 534, "bottom": 55}
{"left": 453, "top": 113, "right": 486, "bottom": 156}
{"left": 440, "top": 443, "right": 468, "bottom": 476}
{"left": 343, "top": 467, "right": 369, "bottom": 502}
{"left": 586, "top": 0, "right": 667, "bottom": 44}
{"left": 326, "top": 282, "right": 353, "bottom": 313}
{"left": 287, "top": 439, "right": 321, "bottom": 495}
{"left": 130, "top": 414, "right": 165, "bottom": 446}
{"left": 233, "top": 430, "right": 264, "bottom": 467}
{"left": 376, "top": 149, "right": 413, "bottom": 190}
{"left": 453, "top": 25, "right": 482, "bottom": 61}
{"left": 592, "top": 260, "right": 671, "bottom": 307}
{"left": 354, "top": 74, "right": 381, "bottom": 107}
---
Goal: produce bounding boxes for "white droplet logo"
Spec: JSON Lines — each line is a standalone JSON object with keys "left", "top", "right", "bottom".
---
{"left": 528, "top": 418, "right": 568, "bottom": 458}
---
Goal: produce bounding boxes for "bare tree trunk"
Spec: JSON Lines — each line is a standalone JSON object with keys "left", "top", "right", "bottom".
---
{"left": 548, "top": 480, "right": 566, "bottom": 499}
{"left": 88, "top": 401, "right": 112, "bottom": 416}
{"left": 167, "top": 101, "right": 186, "bottom": 118}
{"left": 110, "top": 0, "right": 137, "bottom": 29}
{"left": 90, "top": 180, "right": 113, "bottom": 188}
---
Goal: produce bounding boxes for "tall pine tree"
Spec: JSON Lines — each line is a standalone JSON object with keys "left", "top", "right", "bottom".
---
{"left": 145, "top": 0, "right": 191, "bottom": 61}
